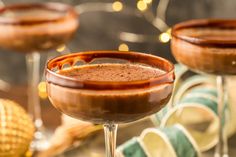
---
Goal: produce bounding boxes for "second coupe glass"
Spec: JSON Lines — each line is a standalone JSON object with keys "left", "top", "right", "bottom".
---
{"left": 0, "top": 2, "right": 79, "bottom": 150}
{"left": 171, "top": 19, "right": 236, "bottom": 157}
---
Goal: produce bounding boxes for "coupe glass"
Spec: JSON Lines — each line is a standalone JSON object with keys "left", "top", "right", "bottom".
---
{"left": 0, "top": 3, "right": 78, "bottom": 150}
{"left": 46, "top": 51, "right": 175, "bottom": 157}
{"left": 171, "top": 19, "right": 236, "bottom": 157}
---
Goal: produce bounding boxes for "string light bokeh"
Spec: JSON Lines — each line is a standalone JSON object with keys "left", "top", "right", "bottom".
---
{"left": 112, "top": 1, "right": 123, "bottom": 12}
{"left": 137, "top": 0, "right": 148, "bottom": 12}
{"left": 118, "top": 43, "right": 129, "bottom": 51}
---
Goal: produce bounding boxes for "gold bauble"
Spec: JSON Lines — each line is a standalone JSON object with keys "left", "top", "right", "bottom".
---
{"left": 0, "top": 99, "right": 34, "bottom": 157}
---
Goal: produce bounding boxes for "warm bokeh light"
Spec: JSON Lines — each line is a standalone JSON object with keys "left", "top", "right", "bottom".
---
{"left": 56, "top": 44, "right": 66, "bottom": 52}
{"left": 38, "top": 81, "right": 47, "bottom": 99}
{"left": 137, "top": 0, "right": 148, "bottom": 12}
{"left": 159, "top": 32, "right": 171, "bottom": 43}
{"left": 112, "top": 1, "right": 123, "bottom": 12}
{"left": 118, "top": 43, "right": 129, "bottom": 51}
{"left": 166, "top": 28, "right": 172, "bottom": 35}
{"left": 143, "top": 0, "right": 152, "bottom": 4}
{"left": 25, "top": 150, "right": 33, "bottom": 157}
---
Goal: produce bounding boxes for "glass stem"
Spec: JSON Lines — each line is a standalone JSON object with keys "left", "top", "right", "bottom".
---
{"left": 215, "top": 76, "right": 229, "bottom": 157}
{"left": 26, "top": 52, "right": 43, "bottom": 130}
{"left": 104, "top": 123, "right": 118, "bottom": 157}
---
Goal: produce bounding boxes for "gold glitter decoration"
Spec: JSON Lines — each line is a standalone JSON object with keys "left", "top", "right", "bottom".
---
{"left": 0, "top": 99, "right": 34, "bottom": 157}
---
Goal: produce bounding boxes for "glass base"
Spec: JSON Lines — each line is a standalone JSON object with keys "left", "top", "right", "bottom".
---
{"left": 214, "top": 154, "right": 229, "bottom": 157}
{"left": 30, "top": 127, "right": 50, "bottom": 151}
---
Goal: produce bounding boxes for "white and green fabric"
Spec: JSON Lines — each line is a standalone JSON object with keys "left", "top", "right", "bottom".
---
{"left": 141, "top": 124, "right": 201, "bottom": 157}
{"left": 117, "top": 125, "right": 201, "bottom": 157}
{"left": 161, "top": 86, "right": 219, "bottom": 151}
{"left": 117, "top": 137, "right": 148, "bottom": 157}
{"left": 152, "top": 65, "right": 234, "bottom": 151}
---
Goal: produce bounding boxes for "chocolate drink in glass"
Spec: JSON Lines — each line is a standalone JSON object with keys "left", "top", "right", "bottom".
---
{"left": 46, "top": 51, "right": 175, "bottom": 157}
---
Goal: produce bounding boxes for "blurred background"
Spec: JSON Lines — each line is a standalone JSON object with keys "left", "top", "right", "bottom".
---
{"left": 1, "top": 0, "right": 236, "bottom": 85}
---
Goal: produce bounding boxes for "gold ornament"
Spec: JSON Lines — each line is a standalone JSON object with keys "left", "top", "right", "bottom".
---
{"left": 0, "top": 99, "right": 34, "bottom": 157}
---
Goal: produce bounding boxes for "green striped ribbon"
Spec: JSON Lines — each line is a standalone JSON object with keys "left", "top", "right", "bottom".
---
{"left": 117, "top": 137, "right": 147, "bottom": 157}
{"left": 140, "top": 124, "right": 200, "bottom": 157}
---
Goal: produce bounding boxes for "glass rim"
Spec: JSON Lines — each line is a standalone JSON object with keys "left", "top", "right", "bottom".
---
{"left": 0, "top": 2, "right": 78, "bottom": 25}
{"left": 46, "top": 50, "right": 175, "bottom": 90}
{"left": 171, "top": 18, "right": 236, "bottom": 48}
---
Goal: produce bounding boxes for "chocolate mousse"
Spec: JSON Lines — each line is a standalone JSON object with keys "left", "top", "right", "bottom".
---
{"left": 171, "top": 19, "right": 236, "bottom": 75}
{"left": 0, "top": 3, "right": 78, "bottom": 53}
{"left": 58, "top": 64, "right": 165, "bottom": 82}
{"left": 46, "top": 51, "right": 174, "bottom": 124}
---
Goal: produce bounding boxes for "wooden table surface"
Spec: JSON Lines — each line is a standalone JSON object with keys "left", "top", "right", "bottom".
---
{"left": 1, "top": 85, "right": 236, "bottom": 157}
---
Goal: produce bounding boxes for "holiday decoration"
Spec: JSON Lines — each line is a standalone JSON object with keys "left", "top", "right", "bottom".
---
{"left": 0, "top": 99, "right": 34, "bottom": 157}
